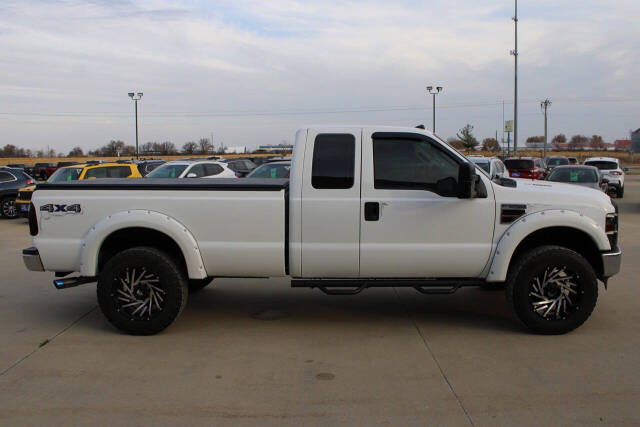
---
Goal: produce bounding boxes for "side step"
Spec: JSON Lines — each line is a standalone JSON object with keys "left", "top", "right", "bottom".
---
{"left": 291, "top": 279, "right": 484, "bottom": 296}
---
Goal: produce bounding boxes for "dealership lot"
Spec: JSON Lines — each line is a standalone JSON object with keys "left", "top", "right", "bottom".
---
{"left": 0, "top": 178, "right": 638, "bottom": 425}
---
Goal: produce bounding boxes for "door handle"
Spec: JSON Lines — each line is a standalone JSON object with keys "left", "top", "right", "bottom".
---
{"left": 364, "top": 202, "right": 380, "bottom": 221}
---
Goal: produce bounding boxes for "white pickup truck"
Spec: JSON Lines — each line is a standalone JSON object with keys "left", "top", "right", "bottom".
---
{"left": 23, "top": 126, "right": 621, "bottom": 335}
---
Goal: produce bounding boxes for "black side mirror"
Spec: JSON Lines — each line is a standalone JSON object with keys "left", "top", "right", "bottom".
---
{"left": 623, "top": 167, "right": 629, "bottom": 172}
{"left": 458, "top": 162, "right": 476, "bottom": 199}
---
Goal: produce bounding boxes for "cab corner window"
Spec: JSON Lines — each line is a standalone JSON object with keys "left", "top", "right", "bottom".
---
{"left": 311, "top": 134, "right": 355, "bottom": 189}
{"left": 373, "top": 136, "right": 459, "bottom": 196}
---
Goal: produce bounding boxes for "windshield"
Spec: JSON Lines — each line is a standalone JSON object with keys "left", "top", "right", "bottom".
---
{"left": 504, "top": 159, "right": 534, "bottom": 170}
{"left": 248, "top": 163, "right": 291, "bottom": 178}
{"left": 146, "top": 164, "right": 188, "bottom": 178}
{"left": 469, "top": 159, "right": 490, "bottom": 173}
{"left": 547, "top": 158, "right": 569, "bottom": 166}
{"left": 584, "top": 161, "right": 617, "bottom": 170}
{"left": 548, "top": 168, "right": 598, "bottom": 183}
{"left": 48, "top": 167, "right": 83, "bottom": 183}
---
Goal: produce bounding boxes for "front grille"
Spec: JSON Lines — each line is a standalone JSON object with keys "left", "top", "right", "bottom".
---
{"left": 501, "top": 204, "right": 527, "bottom": 224}
{"left": 606, "top": 213, "right": 618, "bottom": 248}
{"left": 18, "top": 191, "right": 33, "bottom": 201}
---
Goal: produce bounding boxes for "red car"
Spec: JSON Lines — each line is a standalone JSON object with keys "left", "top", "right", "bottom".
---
{"left": 504, "top": 157, "right": 548, "bottom": 180}
{"left": 43, "top": 161, "right": 80, "bottom": 180}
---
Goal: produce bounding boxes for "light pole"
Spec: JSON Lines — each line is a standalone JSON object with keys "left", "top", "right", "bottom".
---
{"left": 510, "top": 0, "right": 518, "bottom": 155}
{"left": 426, "top": 86, "right": 443, "bottom": 134}
{"left": 128, "top": 92, "right": 143, "bottom": 159}
{"left": 541, "top": 98, "right": 551, "bottom": 158}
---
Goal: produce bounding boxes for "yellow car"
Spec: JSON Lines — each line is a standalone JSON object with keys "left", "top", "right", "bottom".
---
{"left": 16, "top": 163, "right": 142, "bottom": 217}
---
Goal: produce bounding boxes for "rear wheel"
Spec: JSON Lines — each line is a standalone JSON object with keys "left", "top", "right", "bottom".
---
{"left": 97, "top": 247, "right": 188, "bottom": 335}
{"left": 1, "top": 197, "right": 18, "bottom": 219}
{"left": 506, "top": 245, "right": 598, "bottom": 335}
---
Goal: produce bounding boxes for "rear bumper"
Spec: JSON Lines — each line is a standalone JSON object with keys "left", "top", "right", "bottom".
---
{"left": 23, "top": 247, "right": 44, "bottom": 272}
{"left": 601, "top": 245, "right": 621, "bottom": 278}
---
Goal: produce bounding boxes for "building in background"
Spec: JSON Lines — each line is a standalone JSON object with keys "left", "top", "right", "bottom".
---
{"left": 614, "top": 139, "right": 631, "bottom": 151}
{"left": 632, "top": 129, "right": 640, "bottom": 153}
{"left": 256, "top": 144, "right": 293, "bottom": 154}
{"left": 224, "top": 146, "right": 247, "bottom": 154}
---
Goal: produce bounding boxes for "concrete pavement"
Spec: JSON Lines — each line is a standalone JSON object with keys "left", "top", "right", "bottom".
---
{"left": 1, "top": 177, "right": 639, "bottom": 426}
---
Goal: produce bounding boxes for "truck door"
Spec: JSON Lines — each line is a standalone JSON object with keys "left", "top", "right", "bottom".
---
{"left": 359, "top": 131, "right": 495, "bottom": 278}
{"left": 300, "top": 129, "right": 361, "bottom": 277}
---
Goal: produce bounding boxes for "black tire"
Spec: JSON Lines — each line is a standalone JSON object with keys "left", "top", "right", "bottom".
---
{"left": 188, "top": 278, "right": 214, "bottom": 293}
{"left": 618, "top": 185, "right": 624, "bottom": 198}
{"left": 97, "top": 246, "right": 188, "bottom": 335}
{"left": 506, "top": 245, "right": 598, "bottom": 335}
{"left": 1, "top": 197, "right": 18, "bottom": 219}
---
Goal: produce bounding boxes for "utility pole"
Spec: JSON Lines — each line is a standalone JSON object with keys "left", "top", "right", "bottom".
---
{"left": 426, "top": 86, "right": 443, "bottom": 133}
{"left": 510, "top": 0, "right": 518, "bottom": 155}
{"left": 128, "top": 92, "right": 143, "bottom": 159}
{"left": 541, "top": 99, "right": 552, "bottom": 158}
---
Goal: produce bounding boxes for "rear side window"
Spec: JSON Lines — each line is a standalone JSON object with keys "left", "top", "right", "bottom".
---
{"left": 311, "top": 134, "right": 355, "bottom": 189}
{"left": 204, "top": 164, "right": 223, "bottom": 176}
{"left": 107, "top": 166, "right": 132, "bottom": 178}
{"left": 84, "top": 167, "right": 107, "bottom": 179}
{"left": 0, "top": 171, "right": 16, "bottom": 182}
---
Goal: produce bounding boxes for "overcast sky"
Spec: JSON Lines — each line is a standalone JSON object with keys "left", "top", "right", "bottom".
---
{"left": 1, "top": 0, "right": 639, "bottom": 153}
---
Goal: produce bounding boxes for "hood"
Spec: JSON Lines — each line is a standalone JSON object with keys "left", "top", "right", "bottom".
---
{"left": 492, "top": 178, "right": 615, "bottom": 221}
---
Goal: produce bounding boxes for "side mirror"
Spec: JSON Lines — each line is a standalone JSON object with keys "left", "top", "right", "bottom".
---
{"left": 623, "top": 167, "right": 629, "bottom": 172}
{"left": 457, "top": 162, "right": 476, "bottom": 199}
{"left": 186, "top": 173, "right": 197, "bottom": 178}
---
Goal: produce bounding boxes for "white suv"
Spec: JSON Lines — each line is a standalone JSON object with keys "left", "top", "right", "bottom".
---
{"left": 584, "top": 157, "right": 627, "bottom": 198}
{"left": 468, "top": 156, "right": 509, "bottom": 180}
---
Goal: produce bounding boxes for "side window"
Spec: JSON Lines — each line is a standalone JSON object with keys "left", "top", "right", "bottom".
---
{"left": 84, "top": 167, "right": 107, "bottom": 179}
{"left": 226, "top": 162, "right": 238, "bottom": 172}
{"left": 204, "top": 164, "right": 223, "bottom": 176}
{"left": 188, "top": 164, "right": 206, "bottom": 177}
{"left": 0, "top": 171, "right": 15, "bottom": 182}
{"left": 311, "top": 134, "right": 355, "bottom": 189}
{"left": 107, "top": 166, "right": 132, "bottom": 178}
{"left": 373, "top": 137, "right": 459, "bottom": 196}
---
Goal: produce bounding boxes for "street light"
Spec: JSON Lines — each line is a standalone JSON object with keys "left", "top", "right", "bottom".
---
{"left": 426, "top": 86, "right": 443, "bottom": 134}
{"left": 128, "top": 91, "right": 143, "bottom": 159}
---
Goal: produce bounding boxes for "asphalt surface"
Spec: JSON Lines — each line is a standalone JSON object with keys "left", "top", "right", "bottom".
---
{"left": 1, "top": 178, "right": 639, "bottom": 426}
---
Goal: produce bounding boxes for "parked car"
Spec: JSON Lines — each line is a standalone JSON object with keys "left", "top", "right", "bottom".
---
{"left": 584, "top": 157, "right": 627, "bottom": 198}
{"left": 504, "top": 157, "right": 548, "bottom": 179}
{"left": 221, "top": 158, "right": 258, "bottom": 177}
{"left": 32, "top": 163, "right": 56, "bottom": 180}
{"left": 247, "top": 160, "right": 291, "bottom": 179}
{"left": 6, "top": 163, "right": 34, "bottom": 176}
{"left": 0, "top": 167, "right": 34, "bottom": 219}
{"left": 24, "top": 126, "right": 620, "bottom": 336}
{"left": 546, "top": 165, "right": 608, "bottom": 193}
{"left": 468, "top": 156, "right": 508, "bottom": 180}
{"left": 568, "top": 157, "right": 579, "bottom": 165}
{"left": 544, "top": 156, "right": 569, "bottom": 170}
{"left": 47, "top": 162, "right": 142, "bottom": 183}
{"left": 146, "top": 160, "right": 235, "bottom": 179}
{"left": 135, "top": 159, "right": 166, "bottom": 176}
{"left": 44, "top": 161, "right": 80, "bottom": 180}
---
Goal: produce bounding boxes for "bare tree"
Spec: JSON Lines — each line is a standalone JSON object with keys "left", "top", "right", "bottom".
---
{"left": 198, "top": 138, "right": 212, "bottom": 154}
{"left": 182, "top": 141, "right": 198, "bottom": 154}
{"left": 481, "top": 138, "right": 500, "bottom": 151}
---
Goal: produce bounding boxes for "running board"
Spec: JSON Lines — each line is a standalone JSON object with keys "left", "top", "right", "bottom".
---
{"left": 291, "top": 279, "right": 484, "bottom": 296}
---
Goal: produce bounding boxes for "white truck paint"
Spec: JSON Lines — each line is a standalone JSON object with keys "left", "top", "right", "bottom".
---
{"left": 23, "top": 126, "right": 622, "bottom": 335}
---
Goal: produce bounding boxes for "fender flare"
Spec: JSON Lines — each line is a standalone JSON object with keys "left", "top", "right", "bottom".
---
{"left": 486, "top": 209, "right": 609, "bottom": 282}
{"left": 79, "top": 209, "right": 207, "bottom": 279}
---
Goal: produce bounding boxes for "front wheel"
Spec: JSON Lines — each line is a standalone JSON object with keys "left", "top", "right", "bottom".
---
{"left": 97, "top": 247, "right": 188, "bottom": 335}
{"left": 1, "top": 197, "right": 18, "bottom": 219}
{"left": 506, "top": 245, "right": 598, "bottom": 335}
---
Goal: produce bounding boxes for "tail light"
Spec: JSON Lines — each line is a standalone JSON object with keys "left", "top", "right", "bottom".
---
{"left": 610, "top": 171, "right": 622, "bottom": 175}
{"left": 28, "top": 202, "right": 38, "bottom": 236}
{"left": 605, "top": 213, "right": 618, "bottom": 248}
{"left": 26, "top": 179, "right": 33, "bottom": 185}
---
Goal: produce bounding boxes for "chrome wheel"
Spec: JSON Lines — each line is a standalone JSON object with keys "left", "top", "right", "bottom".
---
{"left": 2, "top": 199, "right": 17, "bottom": 218}
{"left": 113, "top": 268, "right": 165, "bottom": 320}
{"left": 529, "top": 266, "right": 581, "bottom": 320}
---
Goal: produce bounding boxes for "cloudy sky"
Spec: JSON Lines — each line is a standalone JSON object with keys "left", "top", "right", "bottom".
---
{"left": 1, "top": 0, "right": 639, "bottom": 154}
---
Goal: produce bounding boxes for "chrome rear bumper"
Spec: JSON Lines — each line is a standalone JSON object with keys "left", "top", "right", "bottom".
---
{"left": 23, "top": 247, "right": 44, "bottom": 272}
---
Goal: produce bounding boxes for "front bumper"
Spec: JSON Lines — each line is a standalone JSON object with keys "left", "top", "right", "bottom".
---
{"left": 601, "top": 245, "right": 621, "bottom": 278}
{"left": 23, "top": 247, "right": 44, "bottom": 272}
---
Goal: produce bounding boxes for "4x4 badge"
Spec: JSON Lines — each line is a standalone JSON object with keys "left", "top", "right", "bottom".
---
{"left": 40, "top": 204, "right": 82, "bottom": 214}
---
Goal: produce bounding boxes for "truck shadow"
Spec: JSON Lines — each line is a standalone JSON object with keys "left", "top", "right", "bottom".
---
{"left": 176, "top": 280, "right": 522, "bottom": 334}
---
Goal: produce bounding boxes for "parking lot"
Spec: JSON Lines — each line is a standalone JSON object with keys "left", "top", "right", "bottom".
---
{"left": 0, "top": 177, "right": 638, "bottom": 426}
